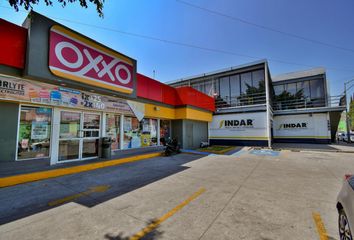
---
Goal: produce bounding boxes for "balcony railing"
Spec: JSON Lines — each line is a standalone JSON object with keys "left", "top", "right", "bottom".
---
{"left": 272, "top": 95, "right": 345, "bottom": 111}
{"left": 215, "top": 93, "right": 345, "bottom": 111}
{"left": 215, "top": 92, "right": 266, "bottom": 109}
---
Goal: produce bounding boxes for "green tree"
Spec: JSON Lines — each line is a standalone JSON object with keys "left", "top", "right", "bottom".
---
{"left": 238, "top": 81, "right": 266, "bottom": 106}
{"left": 274, "top": 89, "right": 305, "bottom": 110}
{"left": 7, "top": 0, "right": 104, "bottom": 17}
{"left": 350, "top": 96, "right": 354, "bottom": 131}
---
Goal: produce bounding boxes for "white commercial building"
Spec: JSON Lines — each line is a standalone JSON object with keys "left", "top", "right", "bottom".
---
{"left": 168, "top": 60, "right": 345, "bottom": 147}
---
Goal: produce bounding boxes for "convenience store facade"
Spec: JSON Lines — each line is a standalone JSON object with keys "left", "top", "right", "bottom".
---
{"left": 0, "top": 13, "right": 214, "bottom": 164}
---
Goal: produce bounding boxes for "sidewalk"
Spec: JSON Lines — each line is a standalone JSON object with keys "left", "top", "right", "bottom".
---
{"left": 272, "top": 142, "right": 354, "bottom": 153}
{"left": 0, "top": 147, "right": 163, "bottom": 187}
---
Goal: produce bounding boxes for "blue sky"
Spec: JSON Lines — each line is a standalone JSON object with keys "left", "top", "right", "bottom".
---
{"left": 1, "top": 0, "right": 354, "bottom": 97}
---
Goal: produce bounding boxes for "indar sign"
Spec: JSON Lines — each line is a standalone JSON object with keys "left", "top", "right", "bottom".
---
{"left": 49, "top": 25, "right": 134, "bottom": 94}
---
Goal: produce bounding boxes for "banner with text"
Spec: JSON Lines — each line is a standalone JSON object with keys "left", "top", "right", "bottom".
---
{"left": 0, "top": 75, "right": 136, "bottom": 115}
{"left": 209, "top": 112, "right": 268, "bottom": 140}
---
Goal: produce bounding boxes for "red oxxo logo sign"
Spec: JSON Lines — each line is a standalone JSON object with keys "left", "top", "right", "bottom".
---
{"left": 49, "top": 25, "right": 134, "bottom": 94}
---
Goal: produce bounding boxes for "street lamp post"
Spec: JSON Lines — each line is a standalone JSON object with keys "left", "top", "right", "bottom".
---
{"left": 344, "top": 79, "right": 354, "bottom": 144}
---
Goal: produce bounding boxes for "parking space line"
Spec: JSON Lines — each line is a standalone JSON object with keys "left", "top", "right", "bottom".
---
{"left": 312, "top": 212, "right": 329, "bottom": 240}
{"left": 48, "top": 185, "right": 110, "bottom": 207}
{"left": 129, "top": 187, "right": 206, "bottom": 240}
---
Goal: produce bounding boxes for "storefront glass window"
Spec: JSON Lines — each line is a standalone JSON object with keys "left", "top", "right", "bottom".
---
{"left": 160, "top": 120, "right": 171, "bottom": 145}
{"left": 105, "top": 114, "right": 120, "bottom": 150}
{"left": 59, "top": 112, "right": 80, "bottom": 139}
{"left": 213, "top": 78, "right": 219, "bottom": 96}
{"left": 296, "top": 81, "right": 310, "bottom": 98}
{"left": 141, "top": 118, "right": 158, "bottom": 147}
{"left": 230, "top": 74, "right": 240, "bottom": 100}
{"left": 83, "top": 113, "right": 100, "bottom": 137}
{"left": 241, "top": 72, "right": 252, "bottom": 93}
{"left": 191, "top": 81, "right": 205, "bottom": 94}
{"left": 310, "top": 79, "right": 324, "bottom": 99}
{"left": 252, "top": 70, "right": 265, "bottom": 89}
{"left": 17, "top": 106, "right": 52, "bottom": 160}
{"left": 219, "top": 76, "right": 230, "bottom": 103}
{"left": 274, "top": 85, "right": 284, "bottom": 96}
{"left": 204, "top": 79, "right": 213, "bottom": 96}
{"left": 123, "top": 116, "right": 141, "bottom": 149}
{"left": 123, "top": 117, "right": 159, "bottom": 149}
{"left": 285, "top": 83, "right": 297, "bottom": 95}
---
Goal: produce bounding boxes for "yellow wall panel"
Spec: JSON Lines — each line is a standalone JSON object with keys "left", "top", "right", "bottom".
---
{"left": 144, "top": 103, "right": 212, "bottom": 122}
{"left": 175, "top": 107, "right": 213, "bottom": 122}
{"left": 144, "top": 104, "right": 175, "bottom": 119}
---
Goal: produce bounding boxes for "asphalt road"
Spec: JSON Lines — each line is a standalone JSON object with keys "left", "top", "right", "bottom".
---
{"left": 0, "top": 149, "right": 353, "bottom": 240}
{"left": 0, "top": 153, "right": 201, "bottom": 225}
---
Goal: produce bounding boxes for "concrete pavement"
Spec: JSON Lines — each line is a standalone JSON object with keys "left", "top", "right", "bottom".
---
{"left": 0, "top": 149, "right": 352, "bottom": 239}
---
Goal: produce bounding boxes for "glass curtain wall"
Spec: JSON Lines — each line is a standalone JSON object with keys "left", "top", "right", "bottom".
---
{"left": 230, "top": 75, "right": 240, "bottom": 106}
{"left": 240, "top": 72, "right": 252, "bottom": 94}
{"left": 190, "top": 79, "right": 214, "bottom": 96}
{"left": 179, "top": 69, "right": 266, "bottom": 108}
{"left": 215, "top": 69, "right": 265, "bottom": 108}
{"left": 219, "top": 76, "right": 230, "bottom": 106}
{"left": 273, "top": 78, "right": 325, "bottom": 109}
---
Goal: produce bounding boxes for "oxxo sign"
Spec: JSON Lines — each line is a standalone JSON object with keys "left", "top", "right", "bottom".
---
{"left": 49, "top": 25, "right": 134, "bottom": 94}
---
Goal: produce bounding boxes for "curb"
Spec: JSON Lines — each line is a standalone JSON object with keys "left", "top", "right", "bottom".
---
{"left": 276, "top": 148, "right": 354, "bottom": 154}
{"left": 0, "top": 152, "right": 162, "bottom": 188}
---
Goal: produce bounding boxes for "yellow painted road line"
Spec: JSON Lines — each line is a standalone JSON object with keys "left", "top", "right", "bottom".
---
{"left": 129, "top": 188, "right": 206, "bottom": 240}
{"left": 48, "top": 185, "right": 110, "bottom": 207}
{"left": 0, "top": 152, "right": 162, "bottom": 188}
{"left": 312, "top": 212, "right": 329, "bottom": 240}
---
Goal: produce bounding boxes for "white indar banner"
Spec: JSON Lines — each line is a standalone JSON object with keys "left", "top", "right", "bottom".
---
{"left": 209, "top": 112, "right": 268, "bottom": 140}
{"left": 273, "top": 113, "right": 330, "bottom": 139}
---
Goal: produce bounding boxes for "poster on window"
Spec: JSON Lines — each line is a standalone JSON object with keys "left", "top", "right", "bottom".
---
{"left": 31, "top": 122, "right": 49, "bottom": 140}
{"left": 124, "top": 117, "right": 132, "bottom": 131}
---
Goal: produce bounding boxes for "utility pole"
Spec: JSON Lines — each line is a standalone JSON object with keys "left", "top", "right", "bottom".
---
{"left": 344, "top": 79, "right": 354, "bottom": 144}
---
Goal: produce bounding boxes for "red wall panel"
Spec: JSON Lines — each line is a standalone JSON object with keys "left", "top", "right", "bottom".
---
{"left": 162, "top": 84, "right": 179, "bottom": 105}
{"left": 0, "top": 19, "right": 27, "bottom": 69}
{"left": 176, "top": 87, "right": 215, "bottom": 112}
{"left": 137, "top": 73, "right": 215, "bottom": 112}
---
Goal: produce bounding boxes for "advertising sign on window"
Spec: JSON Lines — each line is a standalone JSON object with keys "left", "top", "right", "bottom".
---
{"left": 0, "top": 75, "right": 136, "bottom": 116}
{"left": 31, "top": 122, "right": 49, "bottom": 140}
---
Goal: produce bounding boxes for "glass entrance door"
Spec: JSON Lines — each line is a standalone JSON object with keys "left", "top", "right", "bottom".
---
{"left": 82, "top": 113, "right": 100, "bottom": 159}
{"left": 58, "top": 110, "right": 101, "bottom": 162}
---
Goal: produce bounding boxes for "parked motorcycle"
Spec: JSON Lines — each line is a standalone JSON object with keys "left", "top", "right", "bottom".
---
{"left": 163, "top": 137, "right": 181, "bottom": 156}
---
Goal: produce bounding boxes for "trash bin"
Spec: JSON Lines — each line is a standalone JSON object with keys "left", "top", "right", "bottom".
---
{"left": 101, "top": 137, "right": 112, "bottom": 159}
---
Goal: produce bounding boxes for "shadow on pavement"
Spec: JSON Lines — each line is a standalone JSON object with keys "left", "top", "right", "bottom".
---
{"left": 0, "top": 154, "right": 201, "bottom": 225}
{"left": 104, "top": 219, "right": 164, "bottom": 240}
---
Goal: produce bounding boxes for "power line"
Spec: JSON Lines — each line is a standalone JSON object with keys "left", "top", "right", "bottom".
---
{"left": 176, "top": 0, "right": 354, "bottom": 54}
{"left": 1, "top": 5, "right": 354, "bottom": 73}
{"left": 43, "top": 16, "right": 354, "bottom": 72}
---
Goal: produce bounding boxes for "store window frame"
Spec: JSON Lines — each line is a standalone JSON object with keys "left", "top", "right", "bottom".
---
{"left": 142, "top": 118, "right": 159, "bottom": 147}
{"left": 122, "top": 116, "right": 160, "bottom": 149}
{"left": 16, "top": 104, "right": 54, "bottom": 161}
{"left": 57, "top": 110, "right": 102, "bottom": 162}
{"left": 159, "top": 119, "right": 172, "bottom": 146}
{"left": 105, "top": 113, "right": 121, "bottom": 151}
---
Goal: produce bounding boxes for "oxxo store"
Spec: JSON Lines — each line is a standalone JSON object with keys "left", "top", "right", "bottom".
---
{"left": 0, "top": 13, "right": 214, "bottom": 164}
